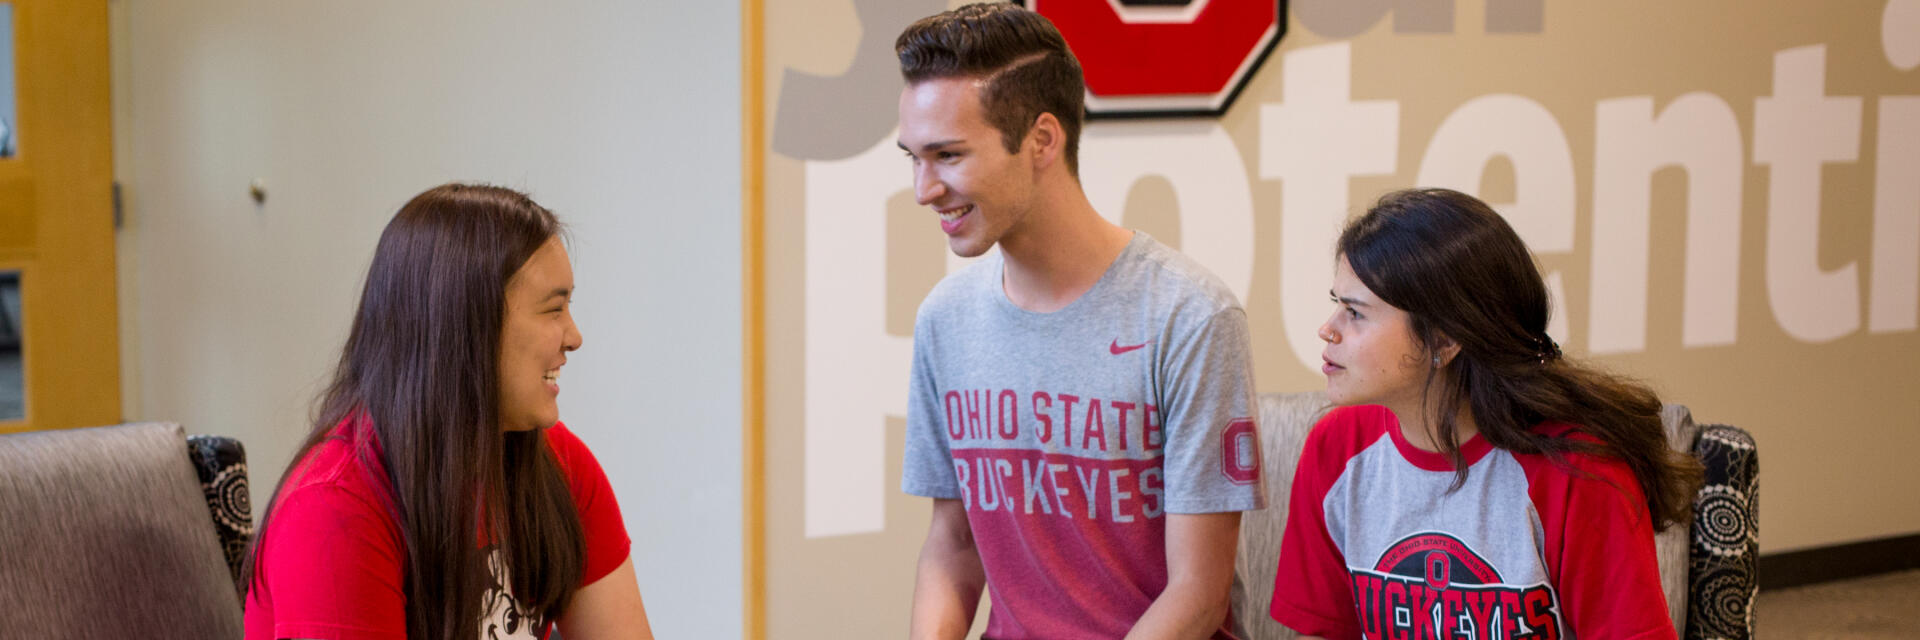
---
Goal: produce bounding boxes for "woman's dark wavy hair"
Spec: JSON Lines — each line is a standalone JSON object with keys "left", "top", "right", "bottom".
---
{"left": 1341, "top": 188, "right": 1702, "bottom": 531}
{"left": 243, "top": 183, "right": 585, "bottom": 640}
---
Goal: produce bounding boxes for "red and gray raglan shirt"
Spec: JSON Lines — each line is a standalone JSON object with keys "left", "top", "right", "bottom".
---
{"left": 1270, "top": 405, "right": 1676, "bottom": 640}
{"left": 902, "top": 232, "right": 1266, "bottom": 640}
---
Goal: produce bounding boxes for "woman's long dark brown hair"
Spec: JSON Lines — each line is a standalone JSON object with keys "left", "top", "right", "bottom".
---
{"left": 244, "top": 183, "right": 585, "bottom": 639}
{"left": 1341, "top": 188, "right": 1703, "bottom": 531}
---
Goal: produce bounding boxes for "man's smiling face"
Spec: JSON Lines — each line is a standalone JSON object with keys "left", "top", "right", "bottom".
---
{"left": 897, "top": 76, "right": 1039, "bottom": 258}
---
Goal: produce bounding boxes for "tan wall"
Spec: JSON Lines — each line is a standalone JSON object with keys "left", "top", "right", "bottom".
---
{"left": 763, "top": 0, "right": 1920, "bottom": 636}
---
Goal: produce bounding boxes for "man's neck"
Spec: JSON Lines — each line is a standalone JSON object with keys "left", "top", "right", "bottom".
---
{"left": 996, "top": 186, "right": 1132, "bottom": 313}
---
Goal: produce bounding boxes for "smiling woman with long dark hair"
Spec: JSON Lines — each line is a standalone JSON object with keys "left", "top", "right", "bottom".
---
{"left": 242, "top": 184, "right": 653, "bottom": 640}
{"left": 1270, "top": 188, "right": 1702, "bottom": 639}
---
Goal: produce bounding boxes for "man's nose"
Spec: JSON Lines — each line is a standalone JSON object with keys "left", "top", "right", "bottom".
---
{"left": 914, "top": 165, "right": 946, "bottom": 205}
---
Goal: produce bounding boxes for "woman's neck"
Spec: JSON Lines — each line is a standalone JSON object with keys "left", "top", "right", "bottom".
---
{"left": 1392, "top": 398, "right": 1479, "bottom": 453}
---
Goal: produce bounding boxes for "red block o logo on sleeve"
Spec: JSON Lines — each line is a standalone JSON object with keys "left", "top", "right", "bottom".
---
{"left": 1020, "top": 0, "right": 1288, "bottom": 117}
{"left": 1221, "top": 417, "right": 1260, "bottom": 485}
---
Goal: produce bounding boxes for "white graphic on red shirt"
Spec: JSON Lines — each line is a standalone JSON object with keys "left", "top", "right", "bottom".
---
{"left": 481, "top": 547, "right": 540, "bottom": 640}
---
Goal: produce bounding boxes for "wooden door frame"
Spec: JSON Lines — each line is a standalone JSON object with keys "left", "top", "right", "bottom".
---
{"left": 0, "top": 0, "right": 119, "bottom": 434}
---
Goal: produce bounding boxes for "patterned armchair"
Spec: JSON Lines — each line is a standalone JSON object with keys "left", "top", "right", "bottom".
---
{"left": 187, "top": 433, "right": 256, "bottom": 597}
{"left": 0, "top": 422, "right": 253, "bottom": 639}
{"left": 1684, "top": 424, "right": 1759, "bottom": 638}
{"left": 1231, "top": 392, "right": 1760, "bottom": 639}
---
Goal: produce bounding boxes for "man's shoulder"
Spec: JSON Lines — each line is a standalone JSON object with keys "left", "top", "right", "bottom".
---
{"left": 1120, "top": 234, "right": 1243, "bottom": 314}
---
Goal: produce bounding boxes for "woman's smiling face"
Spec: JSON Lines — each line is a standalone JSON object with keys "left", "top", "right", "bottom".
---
{"left": 497, "top": 236, "right": 582, "bottom": 431}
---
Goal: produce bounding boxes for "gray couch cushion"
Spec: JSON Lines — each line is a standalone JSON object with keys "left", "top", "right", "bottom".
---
{"left": 1656, "top": 404, "right": 1699, "bottom": 633}
{"left": 1233, "top": 391, "right": 1329, "bottom": 640}
{"left": 0, "top": 422, "right": 244, "bottom": 639}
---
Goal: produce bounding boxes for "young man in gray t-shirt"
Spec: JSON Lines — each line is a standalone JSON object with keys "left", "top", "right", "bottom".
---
{"left": 894, "top": 5, "right": 1265, "bottom": 638}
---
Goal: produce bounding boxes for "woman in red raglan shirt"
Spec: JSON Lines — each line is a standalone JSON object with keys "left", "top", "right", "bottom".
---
{"left": 1271, "top": 188, "right": 1703, "bottom": 639}
{"left": 242, "top": 184, "right": 654, "bottom": 640}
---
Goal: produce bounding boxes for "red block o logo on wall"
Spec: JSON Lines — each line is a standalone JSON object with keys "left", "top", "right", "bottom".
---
{"left": 1020, "top": 0, "right": 1289, "bottom": 117}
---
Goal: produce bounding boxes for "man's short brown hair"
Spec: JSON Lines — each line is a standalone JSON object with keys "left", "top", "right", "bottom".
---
{"left": 896, "top": 3, "right": 1086, "bottom": 175}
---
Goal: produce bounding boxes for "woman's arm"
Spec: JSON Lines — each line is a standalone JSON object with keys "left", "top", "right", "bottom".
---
{"left": 556, "top": 556, "right": 654, "bottom": 640}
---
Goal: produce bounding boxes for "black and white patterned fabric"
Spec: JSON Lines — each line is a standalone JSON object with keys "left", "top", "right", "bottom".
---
{"left": 1686, "top": 424, "right": 1758, "bottom": 640}
{"left": 186, "top": 434, "right": 254, "bottom": 598}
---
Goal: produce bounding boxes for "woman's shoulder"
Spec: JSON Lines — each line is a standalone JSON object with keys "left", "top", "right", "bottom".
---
{"left": 284, "top": 425, "right": 374, "bottom": 485}
{"left": 1304, "top": 404, "right": 1396, "bottom": 459}
{"left": 541, "top": 422, "right": 615, "bottom": 492}
{"left": 543, "top": 421, "right": 595, "bottom": 465}
{"left": 1311, "top": 404, "right": 1393, "bottom": 438}
{"left": 1519, "top": 421, "right": 1643, "bottom": 485}
{"left": 276, "top": 434, "right": 390, "bottom": 514}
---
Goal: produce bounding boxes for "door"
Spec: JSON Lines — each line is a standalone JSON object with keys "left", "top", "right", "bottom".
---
{"left": 0, "top": 0, "right": 118, "bottom": 432}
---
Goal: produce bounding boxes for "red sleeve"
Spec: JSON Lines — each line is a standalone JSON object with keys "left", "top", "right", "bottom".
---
{"left": 1269, "top": 408, "right": 1364, "bottom": 639}
{"left": 256, "top": 483, "right": 408, "bottom": 640}
{"left": 1525, "top": 446, "right": 1677, "bottom": 639}
{"left": 547, "top": 422, "right": 632, "bottom": 586}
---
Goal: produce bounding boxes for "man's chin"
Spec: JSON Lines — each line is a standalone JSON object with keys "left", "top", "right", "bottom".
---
{"left": 947, "top": 237, "right": 994, "bottom": 259}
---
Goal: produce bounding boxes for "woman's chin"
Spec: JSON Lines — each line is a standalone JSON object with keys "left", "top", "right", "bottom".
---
{"left": 501, "top": 415, "right": 555, "bottom": 432}
{"left": 1324, "top": 387, "right": 1366, "bottom": 408}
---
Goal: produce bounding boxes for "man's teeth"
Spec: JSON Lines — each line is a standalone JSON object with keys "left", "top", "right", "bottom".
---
{"left": 938, "top": 205, "right": 972, "bottom": 222}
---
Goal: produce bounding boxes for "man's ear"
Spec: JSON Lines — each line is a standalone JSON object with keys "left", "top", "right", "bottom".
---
{"left": 1028, "top": 112, "right": 1064, "bottom": 170}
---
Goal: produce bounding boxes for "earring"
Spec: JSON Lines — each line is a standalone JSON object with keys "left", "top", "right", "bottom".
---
{"left": 1432, "top": 356, "right": 1442, "bottom": 367}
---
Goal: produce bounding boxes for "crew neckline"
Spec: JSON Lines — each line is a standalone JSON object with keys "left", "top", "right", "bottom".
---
{"left": 1383, "top": 407, "right": 1496, "bottom": 472}
{"left": 990, "top": 230, "right": 1145, "bottom": 318}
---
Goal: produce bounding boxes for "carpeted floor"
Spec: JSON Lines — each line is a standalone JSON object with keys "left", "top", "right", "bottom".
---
{"left": 1755, "top": 569, "right": 1920, "bottom": 638}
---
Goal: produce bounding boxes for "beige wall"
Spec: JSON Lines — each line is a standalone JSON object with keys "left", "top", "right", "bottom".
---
{"left": 764, "top": 0, "right": 1920, "bottom": 636}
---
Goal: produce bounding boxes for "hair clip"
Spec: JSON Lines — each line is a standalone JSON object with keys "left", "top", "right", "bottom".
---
{"left": 1535, "top": 334, "right": 1562, "bottom": 364}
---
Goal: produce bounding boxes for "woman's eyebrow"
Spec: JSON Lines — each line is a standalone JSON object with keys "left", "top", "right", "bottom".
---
{"left": 1329, "top": 290, "right": 1370, "bottom": 307}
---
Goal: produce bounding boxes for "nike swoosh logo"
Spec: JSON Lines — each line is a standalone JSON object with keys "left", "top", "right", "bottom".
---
{"left": 1109, "top": 339, "right": 1149, "bottom": 355}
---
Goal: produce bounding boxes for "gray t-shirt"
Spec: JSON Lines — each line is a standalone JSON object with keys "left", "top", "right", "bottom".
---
{"left": 902, "top": 231, "right": 1265, "bottom": 639}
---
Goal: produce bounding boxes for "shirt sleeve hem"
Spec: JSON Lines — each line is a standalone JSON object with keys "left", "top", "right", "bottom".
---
{"left": 1612, "top": 626, "right": 1681, "bottom": 640}
{"left": 582, "top": 536, "right": 632, "bottom": 586}
{"left": 901, "top": 481, "right": 961, "bottom": 499}
{"left": 275, "top": 620, "right": 410, "bottom": 640}
{"left": 1163, "top": 495, "right": 1264, "bottom": 514}
{"left": 1269, "top": 598, "right": 1358, "bottom": 639}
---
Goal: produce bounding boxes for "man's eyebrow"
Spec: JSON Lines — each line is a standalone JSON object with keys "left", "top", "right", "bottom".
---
{"left": 1329, "top": 289, "right": 1370, "bottom": 307}
{"left": 896, "top": 139, "right": 965, "bottom": 153}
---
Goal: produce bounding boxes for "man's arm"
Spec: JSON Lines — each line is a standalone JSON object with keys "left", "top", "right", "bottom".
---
{"left": 909, "top": 498, "right": 986, "bottom": 640}
{"left": 1125, "top": 511, "right": 1241, "bottom": 639}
